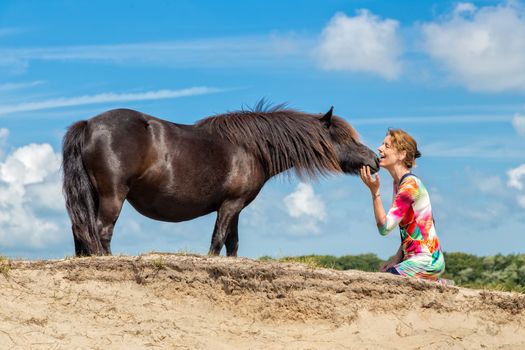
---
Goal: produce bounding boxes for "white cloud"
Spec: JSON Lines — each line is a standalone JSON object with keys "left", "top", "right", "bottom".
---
{"left": 284, "top": 182, "right": 326, "bottom": 234}
{"left": 454, "top": 2, "right": 477, "bottom": 16}
{"left": 0, "top": 128, "right": 8, "bottom": 142}
{"left": 0, "top": 143, "right": 61, "bottom": 185}
{"left": 507, "top": 164, "right": 525, "bottom": 190}
{"left": 351, "top": 113, "right": 512, "bottom": 126}
{"left": 27, "top": 178, "right": 64, "bottom": 212}
{"left": 473, "top": 174, "right": 505, "bottom": 195}
{"left": 0, "top": 56, "right": 28, "bottom": 74}
{"left": 423, "top": 139, "right": 525, "bottom": 159}
{"left": 0, "top": 128, "right": 8, "bottom": 159}
{"left": 512, "top": 113, "right": 525, "bottom": 136}
{"left": 504, "top": 164, "right": 525, "bottom": 209}
{"left": 0, "top": 138, "right": 64, "bottom": 249}
{"left": 0, "top": 81, "right": 44, "bottom": 92}
{"left": 422, "top": 2, "right": 525, "bottom": 92}
{"left": 0, "top": 36, "right": 312, "bottom": 73}
{"left": 284, "top": 183, "right": 326, "bottom": 220}
{"left": 0, "top": 87, "right": 223, "bottom": 116}
{"left": 315, "top": 10, "right": 403, "bottom": 80}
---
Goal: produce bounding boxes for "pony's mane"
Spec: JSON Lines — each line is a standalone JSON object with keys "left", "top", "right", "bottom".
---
{"left": 195, "top": 105, "right": 360, "bottom": 179}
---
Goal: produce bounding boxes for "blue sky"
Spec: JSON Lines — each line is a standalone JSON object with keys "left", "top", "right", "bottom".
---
{"left": 1, "top": 0, "right": 524, "bottom": 260}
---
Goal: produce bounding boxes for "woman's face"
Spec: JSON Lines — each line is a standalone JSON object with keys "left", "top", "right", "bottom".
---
{"left": 377, "top": 135, "right": 403, "bottom": 169}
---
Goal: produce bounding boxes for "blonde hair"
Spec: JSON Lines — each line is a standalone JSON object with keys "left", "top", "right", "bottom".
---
{"left": 387, "top": 128, "right": 421, "bottom": 169}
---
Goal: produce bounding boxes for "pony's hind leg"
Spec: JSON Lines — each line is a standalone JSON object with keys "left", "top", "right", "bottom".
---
{"left": 96, "top": 192, "right": 127, "bottom": 255}
{"left": 209, "top": 200, "right": 244, "bottom": 256}
{"left": 72, "top": 225, "right": 92, "bottom": 256}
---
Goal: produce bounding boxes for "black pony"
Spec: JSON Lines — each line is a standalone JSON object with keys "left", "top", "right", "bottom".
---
{"left": 62, "top": 104, "right": 379, "bottom": 256}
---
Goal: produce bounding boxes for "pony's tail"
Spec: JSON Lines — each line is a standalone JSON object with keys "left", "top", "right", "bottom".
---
{"left": 62, "top": 121, "right": 103, "bottom": 256}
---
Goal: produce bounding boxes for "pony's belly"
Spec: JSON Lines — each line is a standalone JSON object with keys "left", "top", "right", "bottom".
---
{"left": 126, "top": 195, "right": 216, "bottom": 223}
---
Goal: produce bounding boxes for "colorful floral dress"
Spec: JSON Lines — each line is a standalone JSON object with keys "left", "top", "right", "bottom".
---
{"left": 379, "top": 174, "right": 445, "bottom": 280}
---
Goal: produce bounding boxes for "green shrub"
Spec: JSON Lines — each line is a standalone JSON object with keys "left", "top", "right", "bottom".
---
{"left": 259, "top": 252, "right": 525, "bottom": 293}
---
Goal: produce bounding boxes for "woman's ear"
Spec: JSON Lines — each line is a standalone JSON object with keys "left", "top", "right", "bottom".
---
{"left": 397, "top": 150, "right": 406, "bottom": 162}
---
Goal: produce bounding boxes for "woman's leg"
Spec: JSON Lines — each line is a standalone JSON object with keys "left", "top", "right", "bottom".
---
{"left": 385, "top": 266, "right": 401, "bottom": 275}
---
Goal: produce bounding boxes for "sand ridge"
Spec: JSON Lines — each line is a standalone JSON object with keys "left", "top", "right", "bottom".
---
{"left": 0, "top": 253, "right": 524, "bottom": 349}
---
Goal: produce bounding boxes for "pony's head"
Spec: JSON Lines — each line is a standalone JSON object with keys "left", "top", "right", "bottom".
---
{"left": 320, "top": 107, "right": 380, "bottom": 175}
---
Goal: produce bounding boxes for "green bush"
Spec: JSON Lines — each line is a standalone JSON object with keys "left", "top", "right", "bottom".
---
{"left": 259, "top": 252, "right": 525, "bottom": 293}
{"left": 443, "top": 252, "right": 525, "bottom": 293}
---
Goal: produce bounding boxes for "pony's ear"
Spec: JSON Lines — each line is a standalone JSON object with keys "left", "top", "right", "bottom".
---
{"left": 320, "top": 106, "right": 333, "bottom": 128}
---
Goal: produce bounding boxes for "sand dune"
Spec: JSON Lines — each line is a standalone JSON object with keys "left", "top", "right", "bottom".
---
{"left": 0, "top": 253, "right": 524, "bottom": 349}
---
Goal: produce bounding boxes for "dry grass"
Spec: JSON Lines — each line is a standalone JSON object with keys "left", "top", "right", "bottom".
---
{"left": 0, "top": 256, "right": 10, "bottom": 278}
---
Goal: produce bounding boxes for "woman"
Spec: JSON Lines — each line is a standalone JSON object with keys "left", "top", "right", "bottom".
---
{"left": 359, "top": 129, "right": 445, "bottom": 281}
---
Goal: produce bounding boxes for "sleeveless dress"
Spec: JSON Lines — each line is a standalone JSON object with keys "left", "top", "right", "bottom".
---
{"left": 378, "top": 174, "right": 445, "bottom": 280}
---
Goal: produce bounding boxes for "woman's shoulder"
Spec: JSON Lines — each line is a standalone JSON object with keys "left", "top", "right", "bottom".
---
{"left": 398, "top": 174, "right": 423, "bottom": 193}
{"left": 399, "top": 173, "right": 421, "bottom": 186}
{"left": 399, "top": 174, "right": 431, "bottom": 201}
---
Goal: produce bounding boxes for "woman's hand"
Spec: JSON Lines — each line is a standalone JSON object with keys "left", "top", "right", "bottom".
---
{"left": 380, "top": 245, "right": 404, "bottom": 272}
{"left": 359, "top": 166, "right": 380, "bottom": 197}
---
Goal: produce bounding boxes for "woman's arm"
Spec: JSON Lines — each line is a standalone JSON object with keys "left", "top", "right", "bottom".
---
{"left": 371, "top": 188, "right": 387, "bottom": 228}
{"left": 359, "top": 166, "right": 387, "bottom": 227}
{"left": 361, "top": 166, "right": 417, "bottom": 236}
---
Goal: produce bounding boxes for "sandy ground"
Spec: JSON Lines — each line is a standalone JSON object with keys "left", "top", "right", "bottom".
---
{"left": 0, "top": 253, "right": 524, "bottom": 349}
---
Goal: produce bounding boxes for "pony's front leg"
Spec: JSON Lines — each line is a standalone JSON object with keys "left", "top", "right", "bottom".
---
{"left": 209, "top": 200, "right": 244, "bottom": 256}
{"left": 225, "top": 214, "right": 239, "bottom": 257}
